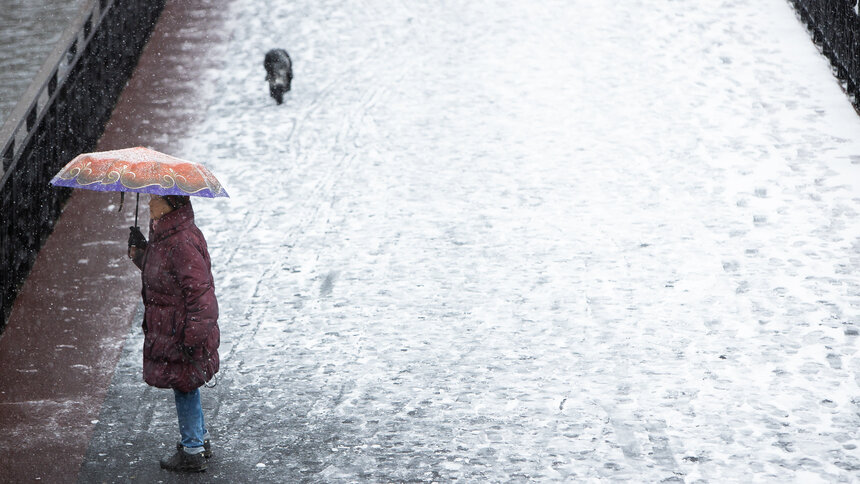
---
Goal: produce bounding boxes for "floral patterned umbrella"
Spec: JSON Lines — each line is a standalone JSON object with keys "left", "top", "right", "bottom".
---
{"left": 50, "top": 146, "right": 228, "bottom": 198}
{"left": 50, "top": 146, "right": 229, "bottom": 226}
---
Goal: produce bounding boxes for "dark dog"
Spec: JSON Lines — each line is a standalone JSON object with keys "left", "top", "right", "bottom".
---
{"left": 264, "top": 49, "right": 292, "bottom": 104}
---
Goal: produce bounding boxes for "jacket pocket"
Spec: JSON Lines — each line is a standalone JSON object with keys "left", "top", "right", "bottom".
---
{"left": 167, "top": 309, "right": 186, "bottom": 363}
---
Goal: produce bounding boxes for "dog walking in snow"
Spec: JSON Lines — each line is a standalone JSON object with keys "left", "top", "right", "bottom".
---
{"left": 264, "top": 48, "right": 292, "bottom": 104}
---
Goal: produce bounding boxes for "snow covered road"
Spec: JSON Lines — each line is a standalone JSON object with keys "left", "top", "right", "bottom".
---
{"left": 85, "top": 0, "right": 860, "bottom": 481}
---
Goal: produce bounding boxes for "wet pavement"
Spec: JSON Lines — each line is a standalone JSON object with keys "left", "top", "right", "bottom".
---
{"left": 0, "top": 0, "right": 87, "bottom": 124}
{"left": 8, "top": 0, "right": 860, "bottom": 481}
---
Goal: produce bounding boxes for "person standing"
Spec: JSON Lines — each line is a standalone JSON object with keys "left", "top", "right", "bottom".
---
{"left": 128, "top": 194, "right": 220, "bottom": 473}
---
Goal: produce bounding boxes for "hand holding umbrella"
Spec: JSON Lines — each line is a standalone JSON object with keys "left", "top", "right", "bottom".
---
{"left": 128, "top": 225, "right": 148, "bottom": 260}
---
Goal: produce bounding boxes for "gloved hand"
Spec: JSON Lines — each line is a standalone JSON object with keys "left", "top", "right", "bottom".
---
{"left": 183, "top": 345, "right": 195, "bottom": 358}
{"left": 128, "top": 226, "right": 147, "bottom": 249}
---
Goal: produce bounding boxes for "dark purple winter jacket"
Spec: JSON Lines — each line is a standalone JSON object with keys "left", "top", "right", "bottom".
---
{"left": 136, "top": 203, "right": 219, "bottom": 392}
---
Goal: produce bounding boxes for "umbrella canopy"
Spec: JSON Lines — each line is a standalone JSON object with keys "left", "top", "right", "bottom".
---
{"left": 50, "top": 146, "right": 229, "bottom": 198}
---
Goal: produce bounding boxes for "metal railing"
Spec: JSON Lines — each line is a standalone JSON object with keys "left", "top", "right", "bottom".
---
{"left": 789, "top": 0, "right": 860, "bottom": 110}
{"left": 0, "top": 0, "right": 166, "bottom": 331}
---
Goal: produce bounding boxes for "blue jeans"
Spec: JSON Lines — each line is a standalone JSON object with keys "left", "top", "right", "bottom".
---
{"left": 173, "top": 388, "right": 207, "bottom": 450}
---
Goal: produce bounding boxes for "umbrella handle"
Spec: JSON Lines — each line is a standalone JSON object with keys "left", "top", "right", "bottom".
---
{"left": 134, "top": 193, "right": 139, "bottom": 227}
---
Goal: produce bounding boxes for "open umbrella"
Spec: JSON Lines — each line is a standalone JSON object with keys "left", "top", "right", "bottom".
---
{"left": 50, "top": 146, "right": 229, "bottom": 226}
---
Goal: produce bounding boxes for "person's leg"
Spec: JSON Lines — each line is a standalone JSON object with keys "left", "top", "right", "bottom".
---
{"left": 161, "top": 388, "right": 208, "bottom": 472}
{"left": 173, "top": 388, "right": 206, "bottom": 451}
{"left": 174, "top": 409, "right": 213, "bottom": 458}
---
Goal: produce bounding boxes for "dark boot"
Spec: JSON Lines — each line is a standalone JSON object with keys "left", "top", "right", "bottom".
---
{"left": 176, "top": 437, "right": 212, "bottom": 458}
{"left": 160, "top": 448, "right": 207, "bottom": 473}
